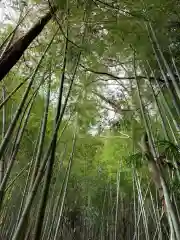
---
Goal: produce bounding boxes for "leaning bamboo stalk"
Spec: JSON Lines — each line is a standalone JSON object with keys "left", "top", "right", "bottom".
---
{"left": 149, "top": 189, "right": 163, "bottom": 239}
{"left": 54, "top": 132, "right": 77, "bottom": 239}
{"left": 146, "top": 64, "right": 180, "bottom": 180}
{"left": 0, "top": 85, "right": 6, "bottom": 183}
{"left": 0, "top": 101, "right": 33, "bottom": 209}
{"left": 132, "top": 169, "right": 138, "bottom": 240}
{"left": 169, "top": 47, "right": 180, "bottom": 84}
{"left": 12, "top": 75, "right": 52, "bottom": 238}
{"left": 135, "top": 172, "right": 150, "bottom": 240}
{"left": 147, "top": 62, "right": 180, "bottom": 133}
{"left": 114, "top": 166, "right": 120, "bottom": 240}
{"left": 45, "top": 144, "right": 69, "bottom": 239}
{"left": 0, "top": 6, "right": 57, "bottom": 82}
{"left": 0, "top": 71, "right": 48, "bottom": 208}
{"left": 0, "top": 76, "right": 30, "bottom": 110}
{"left": 15, "top": 130, "right": 42, "bottom": 234}
{"left": 11, "top": 36, "right": 82, "bottom": 240}
{"left": 147, "top": 25, "right": 180, "bottom": 117}
{"left": 5, "top": 162, "right": 30, "bottom": 193}
{"left": 0, "top": 28, "right": 58, "bottom": 167}
{"left": 33, "top": 18, "right": 69, "bottom": 237}
{"left": 134, "top": 54, "right": 180, "bottom": 239}
{"left": 149, "top": 23, "right": 180, "bottom": 99}
{"left": 29, "top": 74, "right": 51, "bottom": 188}
{"left": 32, "top": 78, "right": 52, "bottom": 240}
{"left": 145, "top": 70, "right": 169, "bottom": 139}
{"left": 0, "top": 8, "right": 31, "bottom": 54}
{"left": 132, "top": 172, "right": 152, "bottom": 240}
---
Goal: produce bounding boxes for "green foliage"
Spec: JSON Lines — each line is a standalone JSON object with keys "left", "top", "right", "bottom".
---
{"left": 1, "top": 0, "right": 180, "bottom": 238}
{"left": 126, "top": 152, "right": 144, "bottom": 168}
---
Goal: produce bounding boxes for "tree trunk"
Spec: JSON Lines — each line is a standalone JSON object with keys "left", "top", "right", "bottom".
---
{"left": 0, "top": 7, "right": 56, "bottom": 82}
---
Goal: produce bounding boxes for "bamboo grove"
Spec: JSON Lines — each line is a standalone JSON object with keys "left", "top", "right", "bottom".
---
{"left": 0, "top": 0, "right": 180, "bottom": 239}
